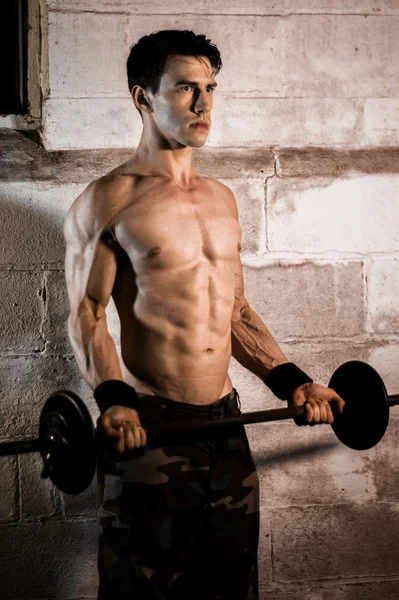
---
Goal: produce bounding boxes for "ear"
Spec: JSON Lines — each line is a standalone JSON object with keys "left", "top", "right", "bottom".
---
{"left": 131, "top": 85, "right": 152, "bottom": 114}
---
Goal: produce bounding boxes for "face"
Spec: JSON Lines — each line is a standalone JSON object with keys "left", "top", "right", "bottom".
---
{"left": 137, "top": 54, "right": 217, "bottom": 148}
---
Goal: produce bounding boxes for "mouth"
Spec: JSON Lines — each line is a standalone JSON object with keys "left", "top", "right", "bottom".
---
{"left": 191, "top": 123, "right": 210, "bottom": 131}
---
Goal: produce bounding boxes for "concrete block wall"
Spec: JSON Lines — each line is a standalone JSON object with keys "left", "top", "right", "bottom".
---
{"left": 0, "top": 1, "right": 399, "bottom": 598}
{"left": 39, "top": 0, "right": 399, "bottom": 150}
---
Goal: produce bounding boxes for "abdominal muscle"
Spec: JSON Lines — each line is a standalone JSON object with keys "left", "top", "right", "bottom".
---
{"left": 112, "top": 254, "right": 235, "bottom": 405}
{"left": 121, "top": 329, "right": 234, "bottom": 405}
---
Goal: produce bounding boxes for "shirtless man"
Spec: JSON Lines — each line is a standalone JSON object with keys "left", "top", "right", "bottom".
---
{"left": 64, "top": 30, "right": 344, "bottom": 600}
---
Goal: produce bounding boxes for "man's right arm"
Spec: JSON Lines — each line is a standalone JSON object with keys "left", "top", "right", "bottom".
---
{"left": 64, "top": 180, "right": 146, "bottom": 451}
{"left": 64, "top": 180, "right": 123, "bottom": 389}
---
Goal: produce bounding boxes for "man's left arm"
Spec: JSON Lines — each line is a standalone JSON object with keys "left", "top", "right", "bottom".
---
{"left": 227, "top": 190, "right": 345, "bottom": 425}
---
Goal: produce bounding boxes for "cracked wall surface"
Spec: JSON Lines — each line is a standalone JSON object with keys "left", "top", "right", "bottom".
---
{"left": 0, "top": 1, "right": 399, "bottom": 598}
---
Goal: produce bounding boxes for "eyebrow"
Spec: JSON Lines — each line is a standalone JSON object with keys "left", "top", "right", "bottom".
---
{"left": 174, "top": 80, "right": 218, "bottom": 88}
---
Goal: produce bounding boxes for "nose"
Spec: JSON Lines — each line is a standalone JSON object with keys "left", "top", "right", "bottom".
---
{"left": 194, "top": 90, "right": 211, "bottom": 115}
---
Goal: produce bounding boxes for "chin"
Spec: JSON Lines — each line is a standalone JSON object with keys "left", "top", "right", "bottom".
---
{"left": 189, "top": 139, "right": 208, "bottom": 148}
{"left": 185, "top": 133, "right": 209, "bottom": 148}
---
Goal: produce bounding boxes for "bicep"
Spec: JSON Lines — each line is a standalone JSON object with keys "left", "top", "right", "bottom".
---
{"left": 64, "top": 194, "right": 120, "bottom": 318}
{"left": 219, "top": 183, "right": 247, "bottom": 313}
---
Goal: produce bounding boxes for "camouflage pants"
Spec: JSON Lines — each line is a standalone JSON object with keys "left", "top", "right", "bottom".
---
{"left": 96, "top": 387, "right": 260, "bottom": 600}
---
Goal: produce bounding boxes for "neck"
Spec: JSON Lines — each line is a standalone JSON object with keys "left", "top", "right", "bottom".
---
{"left": 132, "top": 128, "right": 196, "bottom": 187}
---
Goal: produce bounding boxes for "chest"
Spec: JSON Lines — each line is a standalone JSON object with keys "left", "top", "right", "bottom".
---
{"left": 114, "top": 186, "right": 242, "bottom": 270}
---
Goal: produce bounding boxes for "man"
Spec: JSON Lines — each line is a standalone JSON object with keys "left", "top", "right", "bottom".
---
{"left": 64, "top": 30, "right": 345, "bottom": 600}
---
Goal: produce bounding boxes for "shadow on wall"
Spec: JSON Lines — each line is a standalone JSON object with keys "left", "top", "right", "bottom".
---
{"left": 0, "top": 182, "right": 74, "bottom": 268}
{"left": 2, "top": 517, "right": 99, "bottom": 598}
{"left": 0, "top": 186, "right": 123, "bottom": 358}
{"left": 0, "top": 181, "right": 126, "bottom": 427}
{"left": 254, "top": 439, "right": 340, "bottom": 468}
{"left": 0, "top": 184, "right": 121, "bottom": 355}
{"left": 0, "top": 187, "right": 103, "bottom": 598}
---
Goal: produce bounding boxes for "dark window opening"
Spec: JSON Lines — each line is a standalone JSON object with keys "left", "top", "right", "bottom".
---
{"left": 1, "top": 0, "right": 28, "bottom": 115}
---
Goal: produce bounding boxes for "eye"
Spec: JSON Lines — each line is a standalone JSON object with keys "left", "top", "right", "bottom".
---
{"left": 180, "top": 86, "right": 193, "bottom": 92}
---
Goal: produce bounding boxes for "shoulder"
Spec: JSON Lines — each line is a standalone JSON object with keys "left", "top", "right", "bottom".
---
{"left": 64, "top": 173, "right": 137, "bottom": 242}
{"left": 204, "top": 177, "right": 239, "bottom": 219}
{"left": 89, "top": 171, "right": 138, "bottom": 201}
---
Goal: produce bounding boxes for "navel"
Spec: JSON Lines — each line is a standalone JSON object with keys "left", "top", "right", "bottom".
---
{"left": 237, "top": 242, "right": 241, "bottom": 252}
{"left": 147, "top": 245, "right": 162, "bottom": 258}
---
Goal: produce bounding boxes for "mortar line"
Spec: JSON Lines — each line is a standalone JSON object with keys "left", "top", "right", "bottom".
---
{"left": 263, "top": 574, "right": 399, "bottom": 590}
{"left": 48, "top": 9, "right": 397, "bottom": 17}
{"left": 364, "top": 259, "right": 372, "bottom": 335}
{"left": 37, "top": 271, "right": 48, "bottom": 354}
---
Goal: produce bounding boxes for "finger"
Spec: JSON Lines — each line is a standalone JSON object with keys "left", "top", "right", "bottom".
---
{"left": 116, "top": 423, "right": 127, "bottom": 453}
{"left": 330, "top": 395, "right": 346, "bottom": 417}
{"left": 304, "top": 401, "right": 315, "bottom": 425}
{"left": 140, "top": 425, "right": 147, "bottom": 447}
{"left": 316, "top": 398, "right": 329, "bottom": 423}
{"left": 132, "top": 424, "right": 143, "bottom": 448}
{"left": 123, "top": 422, "right": 136, "bottom": 450}
{"left": 325, "top": 401, "right": 335, "bottom": 424}
{"left": 336, "top": 395, "right": 346, "bottom": 414}
{"left": 308, "top": 399, "right": 323, "bottom": 425}
{"left": 122, "top": 422, "right": 141, "bottom": 449}
{"left": 131, "top": 423, "right": 142, "bottom": 448}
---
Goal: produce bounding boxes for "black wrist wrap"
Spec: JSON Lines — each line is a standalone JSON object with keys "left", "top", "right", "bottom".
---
{"left": 94, "top": 380, "right": 140, "bottom": 414}
{"left": 263, "top": 362, "right": 313, "bottom": 400}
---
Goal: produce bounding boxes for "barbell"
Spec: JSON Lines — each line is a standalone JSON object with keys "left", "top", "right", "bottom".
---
{"left": 0, "top": 360, "right": 398, "bottom": 495}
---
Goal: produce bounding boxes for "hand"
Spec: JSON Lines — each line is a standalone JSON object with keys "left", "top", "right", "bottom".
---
{"left": 96, "top": 405, "right": 147, "bottom": 454}
{"left": 288, "top": 382, "right": 345, "bottom": 426}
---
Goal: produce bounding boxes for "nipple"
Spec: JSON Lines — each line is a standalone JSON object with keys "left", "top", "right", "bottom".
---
{"left": 147, "top": 246, "right": 162, "bottom": 258}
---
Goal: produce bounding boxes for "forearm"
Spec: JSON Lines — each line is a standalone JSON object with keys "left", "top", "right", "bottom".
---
{"left": 68, "top": 310, "right": 123, "bottom": 390}
{"left": 231, "top": 302, "right": 289, "bottom": 380}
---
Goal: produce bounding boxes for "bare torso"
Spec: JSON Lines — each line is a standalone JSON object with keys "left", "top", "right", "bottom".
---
{"left": 101, "top": 162, "right": 241, "bottom": 405}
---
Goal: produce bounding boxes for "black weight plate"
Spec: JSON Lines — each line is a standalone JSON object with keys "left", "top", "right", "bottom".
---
{"left": 329, "top": 361, "right": 389, "bottom": 451}
{"left": 39, "top": 390, "right": 96, "bottom": 494}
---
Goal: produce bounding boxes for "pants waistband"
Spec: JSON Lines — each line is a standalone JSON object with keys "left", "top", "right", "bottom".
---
{"left": 137, "top": 387, "right": 241, "bottom": 420}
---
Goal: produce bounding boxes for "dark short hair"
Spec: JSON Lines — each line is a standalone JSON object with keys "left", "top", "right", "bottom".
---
{"left": 127, "top": 29, "right": 222, "bottom": 120}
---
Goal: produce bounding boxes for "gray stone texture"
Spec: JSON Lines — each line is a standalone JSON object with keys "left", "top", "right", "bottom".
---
{"left": 62, "top": 474, "right": 99, "bottom": 518}
{"left": 371, "top": 416, "right": 399, "bottom": 502}
{"left": 267, "top": 175, "right": 399, "bottom": 255}
{"left": 260, "top": 580, "right": 399, "bottom": 600}
{"left": 270, "top": 502, "right": 399, "bottom": 582}
{"left": 3, "top": 131, "right": 399, "bottom": 183}
{"left": 276, "top": 147, "right": 399, "bottom": 178}
{"left": 0, "top": 180, "right": 84, "bottom": 268}
{"left": 0, "top": 456, "right": 18, "bottom": 522}
{"left": 0, "top": 270, "right": 45, "bottom": 354}
{"left": 46, "top": 0, "right": 399, "bottom": 14}
{"left": 258, "top": 510, "right": 273, "bottom": 590}
{"left": 20, "top": 451, "right": 61, "bottom": 518}
{"left": 251, "top": 419, "right": 374, "bottom": 509}
{"left": 367, "top": 258, "right": 399, "bottom": 334}
{"left": 45, "top": 269, "right": 73, "bottom": 354}
{"left": 242, "top": 262, "right": 366, "bottom": 339}
{"left": 0, "top": 356, "right": 96, "bottom": 442}
{"left": 0, "top": 131, "right": 275, "bottom": 183}
{"left": 0, "top": 520, "right": 98, "bottom": 598}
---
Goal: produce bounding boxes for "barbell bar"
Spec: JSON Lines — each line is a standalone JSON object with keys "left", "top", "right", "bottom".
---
{"left": 0, "top": 360, "right": 398, "bottom": 495}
